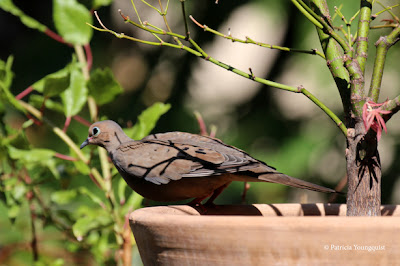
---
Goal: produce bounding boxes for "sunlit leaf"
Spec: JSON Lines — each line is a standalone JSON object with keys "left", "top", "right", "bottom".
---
{"left": 51, "top": 190, "right": 78, "bottom": 204}
{"left": 121, "top": 191, "right": 143, "bottom": 214}
{"left": 60, "top": 65, "right": 88, "bottom": 117}
{"left": 92, "top": 0, "right": 113, "bottom": 9}
{"left": 53, "top": 0, "right": 93, "bottom": 45}
{"left": 32, "top": 66, "right": 70, "bottom": 97}
{"left": 117, "top": 177, "right": 127, "bottom": 205}
{"left": 8, "top": 146, "right": 60, "bottom": 179}
{"left": 72, "top": 208, "right": 112, "bottom": 240}
{"left": 73, "top": 159, "right": 91, "bottom": 175}
{"left": 0, "top": 56, "right": 24, "bottom": 112}
{"left": 87, "top": 67, "right": 123, "bottom": 106}
{"left": 0, "top": 56, "right": 14, "bottom": 89}
{"left": 124, "top": 102, "right": 171, "bottom": 140}
{"left": 78, "top": 187, "right": 106, "bottom": 209}
{"left": 7, "top": 204, "right": 20, "bottom": 219}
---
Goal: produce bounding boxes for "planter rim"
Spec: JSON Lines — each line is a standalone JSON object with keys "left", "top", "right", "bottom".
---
{"left": 130, "top": 203, "right": 400, "bottom": 220}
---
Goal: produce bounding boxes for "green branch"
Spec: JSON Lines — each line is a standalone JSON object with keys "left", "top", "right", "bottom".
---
{"left": 381, "top": 95, "right": 400, "bottom": 117}
{"left": 373, "top": 3, "right": 400, "bottom": 19}
{"left": 205, "top": 55, "right": 347, "bottom": 136}
{"left": 376, "top": 1, "right": 399, "bottom": 22}
{"left": 189, "top": 16, "right": 325, "bottom": 59}
{"left": 291, "top": 0, "right": 324, "bottom": 29}
{"left": 311, "top": 0, "right": 351, "bottom": 120}
{"left": 368, "top": 25, "right": 400, "bottom": 102}
{"left": 292, "top": 0, "right": 350, "bottom": 53}
{"left": 355, "top": 0, "right": 373, "bottom": 74}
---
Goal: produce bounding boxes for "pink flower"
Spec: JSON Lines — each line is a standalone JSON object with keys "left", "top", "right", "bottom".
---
{"left": 362, "top": 101, "right": 391, "bottom": 141}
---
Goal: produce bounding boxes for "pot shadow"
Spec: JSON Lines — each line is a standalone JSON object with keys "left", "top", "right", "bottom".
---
{"left": 381, "top": 205, "right": 397, "bottom": 216}
{"left": 156, "top": 204, "right": 398, "bottom": 216}
{"left": 168, "top": 203, "right": 345, "bottom": 216}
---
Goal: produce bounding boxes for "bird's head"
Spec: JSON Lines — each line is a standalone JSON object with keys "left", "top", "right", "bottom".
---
{"left": 80, "top": 120, "right": 129, "bottom": 151}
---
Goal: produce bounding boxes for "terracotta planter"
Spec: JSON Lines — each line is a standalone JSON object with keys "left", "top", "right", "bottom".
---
{"left": 130, "top": 204, "right": 400, "bottom": 265}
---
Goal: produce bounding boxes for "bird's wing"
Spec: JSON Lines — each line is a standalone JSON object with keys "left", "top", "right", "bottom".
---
{"left": 139, "top": 132, "right": 337, "bottom": 194}
{"left": 112, "top": 135, "right": 261, "bottom": 185}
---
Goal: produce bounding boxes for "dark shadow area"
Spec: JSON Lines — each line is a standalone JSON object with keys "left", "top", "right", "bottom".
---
{"left": 381, "top": 205, "right": 398, "bottom": 216}
{"left": 150, "top": 203, "right": 399, "bottom": 216}
{"left": 157, "top": 204, "right": 349, "bottom": 216}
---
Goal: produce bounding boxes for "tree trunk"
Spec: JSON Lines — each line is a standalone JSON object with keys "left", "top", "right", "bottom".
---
{"left": 346, "top": 120, "right": 381, "bottom": 216}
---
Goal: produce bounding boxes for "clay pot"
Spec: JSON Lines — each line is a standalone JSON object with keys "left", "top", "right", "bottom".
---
{"left": 130, "top": 204, "right": 400, "bottom": 265}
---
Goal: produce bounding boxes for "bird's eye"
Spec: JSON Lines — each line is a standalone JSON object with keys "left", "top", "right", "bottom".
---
{"left": 92, "top": 127, "right": 101, "bottom": 137}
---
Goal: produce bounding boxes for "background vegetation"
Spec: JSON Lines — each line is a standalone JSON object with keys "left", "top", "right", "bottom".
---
{"left": 1, "top": 0, "right": 399, "bottom": 264}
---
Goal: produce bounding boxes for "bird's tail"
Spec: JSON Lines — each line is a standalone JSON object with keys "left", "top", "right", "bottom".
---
{"left": 257, "top": 172, "right": 337, "bottom": 193}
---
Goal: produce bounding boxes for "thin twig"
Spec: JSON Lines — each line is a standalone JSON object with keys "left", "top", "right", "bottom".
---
{"left": 16, "top": 86, "right": 34, "bottom": 100}
{"left": 180, "top": 0, "right": 190, "bottom": 39}
{"left": 376, "top": 1, "right": 399, "bottom": 22}
{"left": 293, "top": 0, "right": 350, "bottom": 53}
{"left": 158, "top": 0, "right": 182, "bottom": 45}
{"left": 189, "top": 15, "right": 326, "bottom": 59}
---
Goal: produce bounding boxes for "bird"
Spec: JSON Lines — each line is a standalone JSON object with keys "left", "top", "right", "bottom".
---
{"left": 80, "top": 120, "right": 337, "bottom": 206}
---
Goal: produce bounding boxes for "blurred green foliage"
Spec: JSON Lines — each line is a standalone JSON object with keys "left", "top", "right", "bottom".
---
{"left": 1, "top": 0, "right": 400, "bottom": 265}
{"left": 0, "top": 0, "right": 170, "bottom": 264}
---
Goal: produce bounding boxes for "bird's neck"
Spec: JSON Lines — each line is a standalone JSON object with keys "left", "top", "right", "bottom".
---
{"left": 104, "top": 130, "right": 133, "bottom": 152}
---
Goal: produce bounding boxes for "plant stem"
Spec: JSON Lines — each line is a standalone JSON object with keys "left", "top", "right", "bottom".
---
{"left": 15, "top": 86, "right": 34, "bottom": 100}
{"left": 291, "top": 0, "right": 324, "bottom": 29}
{"left": 189, "top": 16, "right": 325, "bottom": 59}
{"left": 355, "top": 0, "right": 372, "bottom": 74}
{"left": 368, "top": 25, "right": 400, "bottom": 102}
{"left": 180, "top": 0, "right": 190, "bottom": 39}
{"left": 74, "top": 44, "right": 97, "bottom": 121}
{"left": 312, "top": 0, "right": 351, "bottom": 121}
{"left": 293, "top": 0, "right": 350, "bottom": 53}
{"left": 299, "top": 86, "right": 347, "bottom": 135}
{"left": 158, "top": 0, "right": 182, "bottom": 45}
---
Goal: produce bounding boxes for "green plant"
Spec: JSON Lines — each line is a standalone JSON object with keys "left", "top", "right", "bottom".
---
{"left": 0, "top": 0, "right": 170, "bottom": 264}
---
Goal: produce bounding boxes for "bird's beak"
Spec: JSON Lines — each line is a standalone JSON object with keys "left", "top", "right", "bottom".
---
{"left": 80, "top": 138, "right": 90, "bottom": 149}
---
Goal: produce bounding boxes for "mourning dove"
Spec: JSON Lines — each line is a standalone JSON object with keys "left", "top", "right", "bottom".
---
{"left": 80, "top": 120, "right": 336, "bottom": 205}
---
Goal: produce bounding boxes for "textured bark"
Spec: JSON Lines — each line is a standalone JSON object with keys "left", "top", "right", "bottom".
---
{"left": 346, "top": 120, "right": 381, "bottom": 216}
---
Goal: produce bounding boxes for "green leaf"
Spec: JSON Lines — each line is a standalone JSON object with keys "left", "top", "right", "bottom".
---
{"left": 87, "top": 68, "right": 123, "bottom": 106}
{"left": 0, "top": 56, "right": 24, "bottom": 112}
{"left": 78, "top": 187, "right": 106, "bottom": 208}
{"left": 32, "top": 66, "right": 70, "bottom": 97}
{"left": 8, "top": 146, "right": 60, "bottom": 179}
{"left": 124, "top": 102, "right": 171, "bottom": 140}
{"left": 73, "top": 159, "right": 91, "bottom": 175}
{"left": 117, "top": 177, "right": 127, "bottom": 205}
{"left": 0, "top": 55, "right": 14, "bottom": 89}
{"left": 72, "top": 206, "right": 112, "bottom": 240}
{"left": 7, "top": 204, "right": 20, "bottom": 219}
{"left": 51, "top": 190, "right": 78, "bottom": 204}
{"left": 92, "top": 0, "right": 113, "bottom": 9}
{"left": 60, "top": 65, "right": 88, "bottom": 117}
{"left": 121, "top": 191, "right": 143, "bottom": 214}
{"left": 0, "top": 0, "right": 46, "bottom": 32}
{"left": 53, "top": 0, "right": 93, "bottom": 45}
